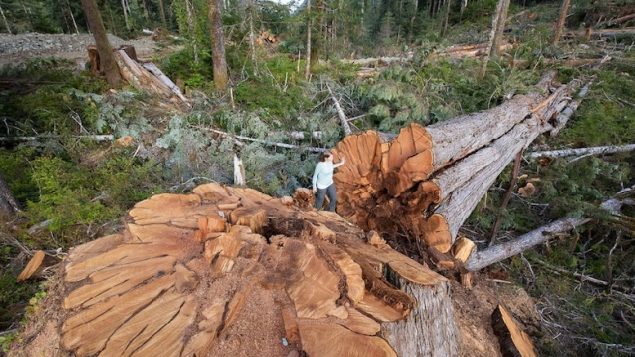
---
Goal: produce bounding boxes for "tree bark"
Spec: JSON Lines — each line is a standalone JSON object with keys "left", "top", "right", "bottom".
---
{"left": 121, "top": 0, "right": 131, "bottom": 30}
{"left": 479, "top": 0, "right": 505, "bottom": 78}
{"left": 207, "top": 0, "right": 229, "bottom": 92}
{"left": 489, "top": 150, "right": 523, "bottom": 246}
{"left": 157, "top": 0, "right": 167, "bottom": 28}
{"left": 526, "top": 144, "right": 635, "bottom": 159}
{"left": 185, "top": 0, "right": 199, "bottom": 64}
{"left": 466, "top": 217, "right": 589, "bottom": 272}
{"left": 305, "top": 0, "right": 312, "bottom": 80}
{"left": 552, "top": 0, "right": 571, "bottom": 44}
{"left": 326, "top": 83, "right": 352, "bottom": 136}
{"left": 492, "top": 0, "right": 510, "bottom": 55}
{"left": 310, "top": 0, "right": 323, "bottom": 68}
{"left": 441, "top": 0, "right": 451, "bottom": 37}
{"left": 81, "top": 0, "right": 122, "bottom": 88}
{"left": 383, "top": 280, "right": 459, "bottom": 357}
{"left": 0, "top": 173, "right": 19, "bottom": 217}
{"left": 331, "top": 73, "right": 581, "bottom": 255}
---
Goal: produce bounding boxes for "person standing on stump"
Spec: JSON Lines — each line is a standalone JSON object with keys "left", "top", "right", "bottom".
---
{"left": 312, "top": 151, "right": 345, "bottom": 212}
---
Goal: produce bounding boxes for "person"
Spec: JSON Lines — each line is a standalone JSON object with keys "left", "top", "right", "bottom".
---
{"left": 312, "top": 151, "right": 345, "bottom": 212}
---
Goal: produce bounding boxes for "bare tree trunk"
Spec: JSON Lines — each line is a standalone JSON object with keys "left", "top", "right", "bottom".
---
{"left": 248, "top": 0, "right": 256, "bottom": 65}
{"left": 208, "top": 0, "right": 229, "bottom": 91}
{"left": 552, "top": 0, "right": 571, "bottom": 44}
{"left": 460, "top": 0, "right": 468, "bottom": 14}
{"left": 81, "top": 0, "right": 122, "bottom": 88}
{"left": 408, "top": 0, "right": 418, "bottom": 43}
{"left": 185, "top": 0, "right": 199, "bottom": 64}
{"left": 479, "top": 0, "right": 505, "bottom": 78}
{"left": 121, "top": 0, "right": 131, "bottom": 30}
{"left": 66, "top": 0, "right": 80, "bottom": 34}
{"left": 0, "top": 173, "right": 19, "bottom": 217}
{"left": 305, "top": 0, "right": 312, "bottom": 80}
{"left": 310, "top": 0, "right": 323, "bottom": 68}
{"left": 0, "top": 3, "right": 12, "bottom": 34}
{"left": 492, "top": 0, "right": 510, "bottom": 55}
{"left": 441, "top": 0, "right": 451, "bottom": 36}
{"left": 140, "top": 0, "right": 150, "bottom": 20}
{"left": 158, "top": 0, "right": 167, "bottom": 28}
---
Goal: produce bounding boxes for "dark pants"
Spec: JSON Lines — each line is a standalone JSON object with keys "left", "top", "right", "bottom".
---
{"left": 316, "top": 184, "right": 337, "bottom": 211}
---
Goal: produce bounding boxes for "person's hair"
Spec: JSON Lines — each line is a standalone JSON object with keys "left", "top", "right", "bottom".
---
{"left": 319, "top": 152, "right": 331, "bottom": 162}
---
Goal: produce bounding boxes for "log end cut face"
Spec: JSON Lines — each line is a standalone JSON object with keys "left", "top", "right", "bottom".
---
{"left": 57, "top": 183, "right": 446, "bottom": 357}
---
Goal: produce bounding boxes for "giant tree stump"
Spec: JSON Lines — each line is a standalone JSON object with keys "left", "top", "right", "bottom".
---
{"left": 53, "top": 183, "right": 454, "bottom": 356}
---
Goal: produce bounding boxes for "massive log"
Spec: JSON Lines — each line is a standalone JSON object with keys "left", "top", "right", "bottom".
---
{"left": 331, "top": 73, "right": 581, "bottom": 256}
{"left": 28, "top": 183, "right": 459, "bottom": 356}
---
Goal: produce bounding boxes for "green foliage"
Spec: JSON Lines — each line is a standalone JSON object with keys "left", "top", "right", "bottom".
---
{"left": 26, "top": 156, "right": 118, "bottom": 234}
{"left": 0, "top": 58, "right": 108, "bottom": 136}
{"left": 0, "top": 270, "right": 39, "bottom": 330}
{"left": 559, "top": 70, "right": 635, "bottom": 146}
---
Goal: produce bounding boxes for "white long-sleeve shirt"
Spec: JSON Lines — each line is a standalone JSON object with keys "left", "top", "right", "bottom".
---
{"left": 312, "top": 161, "right": 344, "bottom": 190}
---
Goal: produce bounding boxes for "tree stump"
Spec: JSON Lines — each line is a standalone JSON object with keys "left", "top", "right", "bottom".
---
{"left": 47, "top": 183, "right": 455, "bottom": 356}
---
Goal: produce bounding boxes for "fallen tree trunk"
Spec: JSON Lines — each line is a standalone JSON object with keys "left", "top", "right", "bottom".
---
{"left": 332, "top": 72, "right": 581, "bottom": 254}
{"left": 112, "top": 48, "right": 188, "bottom": 105}
{"left": 465, "top": 188, "right": 630, "bottom": 272}
{"left": 567, "top": 27, "right": 635, "bottom": 38}
{"left": 0, "top": 135, "right": 114, "bottom": 142}
{"left": 526, "top": 143, "right": 635, "bottom": 159}
{"left": 326, "top": 83, "right": 352, "bottom": 136}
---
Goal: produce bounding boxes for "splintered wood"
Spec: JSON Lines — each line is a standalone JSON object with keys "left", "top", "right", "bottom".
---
{"left": 332, "top": 73, "right": 581, "bottom": 260}
{"left": 56, "top": 183, "right": 447, "bottom": 357}
{"left": 492, "top": 305, "right": 537, "bottom": 357}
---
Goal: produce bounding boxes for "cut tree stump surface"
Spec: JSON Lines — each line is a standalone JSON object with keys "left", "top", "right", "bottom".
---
{"left": 56, "top": 183, "right": 447, "bottom": 357}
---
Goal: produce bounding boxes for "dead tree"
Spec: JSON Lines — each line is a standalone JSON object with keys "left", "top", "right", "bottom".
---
{"left": 81, "top": 0, "right": 122, "bottom": 88}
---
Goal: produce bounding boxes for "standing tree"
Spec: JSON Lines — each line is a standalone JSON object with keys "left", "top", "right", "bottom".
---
{"left": 492, "top": 0, "right": 510, "bottom": 54}
{"left": 479, "top": 0, "right": 508, "bottom": 78}
{"left": 208, "top": 0, "right": 229, "bottom": 91}
{"left": 158, "top": 0, "right": 168, "bottom": 28}
{"left": 81, "top": 0, "right": 122, "bottom": 88}
{"left": 552, "top": 0, "right": 571, "bottom": 44}
{"left": 310, "top": 0, "right": 323, "bottom": 68}
{"left": 304, "top": 0, "right": 312, "bottom": 80}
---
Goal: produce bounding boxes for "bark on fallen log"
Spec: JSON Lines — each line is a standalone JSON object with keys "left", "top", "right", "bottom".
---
{"left": 0, "top": 135, "right": 114, "bottom": 142}
{"left": 526, "top": 143, "right": 635, "bottom": 159}
{"left": 567, "top": 27, "right": 635, "bottom": 38}
{"left": 465, "top": 189, "right": 630, "bottom": 272}
{"left": 326, "top": 84, "right": 352, "bottom": 136}
{"left": 332, "top": 72, "right": 582, "bottom": 255}
{"left": 199, "top": 127, "right": 327, "bottom": 152}
{"left": 549, "top": 80, "right": 592, "bottom": 137}
{"left": 112, "top": 48, "right": 188, "bottom": 105}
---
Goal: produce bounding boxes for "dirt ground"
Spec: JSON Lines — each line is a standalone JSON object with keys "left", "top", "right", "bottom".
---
{"left": 0, "top": 33, "right": 177, "bottom": 69}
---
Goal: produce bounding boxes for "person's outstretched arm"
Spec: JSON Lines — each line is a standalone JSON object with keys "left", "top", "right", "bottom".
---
{"left": 334, "top": 156, "right": 346, "bottom": 168}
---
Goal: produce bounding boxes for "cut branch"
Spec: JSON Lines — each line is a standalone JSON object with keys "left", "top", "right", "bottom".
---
{"left": 326, "top": 83, "right": 352, "bottom": 136}
{"left": 466, "top": 188, "right": 630, "bottom": 272}
{"left": 526, "top": 144, "right": 635, "bottom": 159}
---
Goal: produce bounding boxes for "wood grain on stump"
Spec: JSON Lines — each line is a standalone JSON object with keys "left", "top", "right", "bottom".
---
{"left": 57, "top": 183, "right": 447, "bottom": 357}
